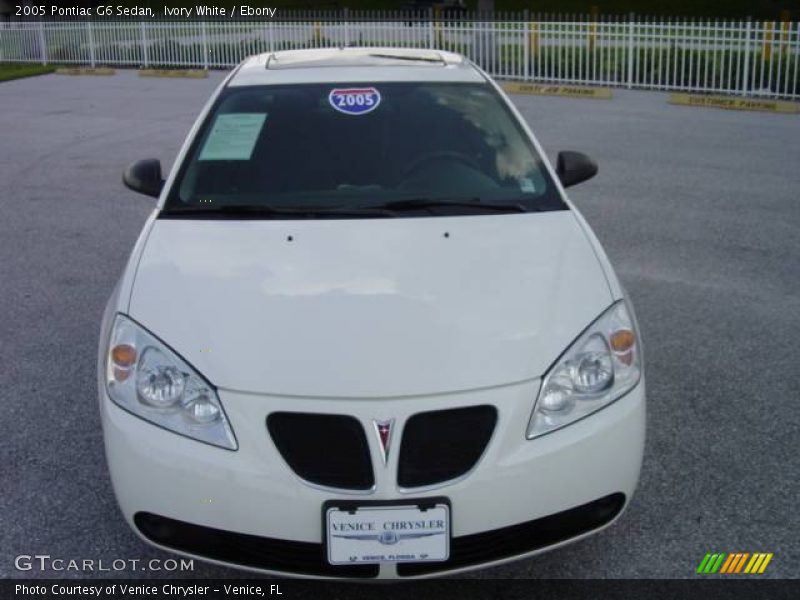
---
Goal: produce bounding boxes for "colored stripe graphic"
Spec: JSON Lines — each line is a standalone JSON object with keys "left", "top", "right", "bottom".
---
{"left": 719, "top": 553, "right": 736, "bottom": 573}
{"left": 745, "top": 554, "right": 761, "bottom": 573}
{"left": 722, "top": 553, "right": 749, "bottom": 573}
{"left": 696, "top": 554, "right": 713, "bottom": 573}
{"left": 758, "top": 554, "right": 773, "bottom": 573}
{"left": 711, "top": 554, "right": 726, "bottom": 573}
{"left": 735, "top": 553, "right": 750, "bottom": 573}
{"left": 697, "top": 553, "right": 727, "bottom": 573}
{"left": 699, "top": 552, "right": 774, "bottom": 574}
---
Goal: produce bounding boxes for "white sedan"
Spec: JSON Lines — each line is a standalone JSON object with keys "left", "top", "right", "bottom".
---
{"left": 99, "top": 47, "right": 645, "bottom": 579}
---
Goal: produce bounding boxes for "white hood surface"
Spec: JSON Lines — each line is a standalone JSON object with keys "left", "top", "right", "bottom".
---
{"left": 128, "top": 211, "right": 612, "bottom": 398}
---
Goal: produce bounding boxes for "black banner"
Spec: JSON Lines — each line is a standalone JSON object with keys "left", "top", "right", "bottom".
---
{"left": 3, "top": 580, "right": 800, "bottom": 600}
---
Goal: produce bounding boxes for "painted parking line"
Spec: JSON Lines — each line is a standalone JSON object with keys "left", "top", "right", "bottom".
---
{"left": 669, "top": 93, "right": 799, "bottom": 114}
{"left": 501, "top": 82, "right": 613, "bottom": 100}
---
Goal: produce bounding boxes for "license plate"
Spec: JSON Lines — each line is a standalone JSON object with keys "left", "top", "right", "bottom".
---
{"left": 325, "top": 501, "right": 450, "bottom": 565}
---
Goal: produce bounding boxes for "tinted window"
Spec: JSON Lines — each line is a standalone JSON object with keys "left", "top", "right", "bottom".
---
{"left": 165, "top": 82, "right": 565, "bottom": 217}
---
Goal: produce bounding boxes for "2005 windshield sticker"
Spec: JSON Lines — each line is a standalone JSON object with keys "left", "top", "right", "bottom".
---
{"left": 199, "top": 113, "right": 267, "bottom": 161}
{"left": 329, "top": 88, "right": 381, "bottom": 115}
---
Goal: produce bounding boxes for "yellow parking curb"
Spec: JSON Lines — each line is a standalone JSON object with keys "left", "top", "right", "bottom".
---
{"left": 669, "top": 93, "right": 799, "bottom": 114}
{"left": 55, "top": 67, "right": 115, "bottom": 76}
{"left": 138, "top": 69, "right": 208, "bottom": 79}
{"left": 501, "top": 82, "right": 613, "bottom": 100}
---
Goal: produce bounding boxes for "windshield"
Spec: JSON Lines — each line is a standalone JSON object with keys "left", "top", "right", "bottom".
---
{"left": 164, "top": 82, "right": 566, "bottom": 218}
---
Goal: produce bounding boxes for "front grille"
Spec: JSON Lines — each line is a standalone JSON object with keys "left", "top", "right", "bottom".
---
{"left": 267, "top": 412, "right": 373, "bottom": 490}
{"left": 134, "top": 512, "right": 377, "bottom": 578}
{"left": 398, "top": 493, "right": 626, "bottom": 576}
{"left": 398, "top": 405, "right": 497, "bottom": 488}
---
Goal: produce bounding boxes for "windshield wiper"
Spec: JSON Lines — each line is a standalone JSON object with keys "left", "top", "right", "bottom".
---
{"left": 161, "top": 198, "right": 532, "bottom": 220}
{"left": 368, "top": 53, "right": 444, "bottom": 64}
{"left": 362, "top": 198, "right": 530, "bottom": 214}
{"left": 160, "top": 204, "right": 394, "bottom": 219}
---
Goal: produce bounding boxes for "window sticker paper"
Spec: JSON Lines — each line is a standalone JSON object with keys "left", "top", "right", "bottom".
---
{"left": 198, "top": 113, "right": 267, "bottom": 161}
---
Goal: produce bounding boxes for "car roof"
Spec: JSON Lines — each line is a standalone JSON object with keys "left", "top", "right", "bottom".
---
{"left": 228, "top": 47, "right": 486, "bottom": 87}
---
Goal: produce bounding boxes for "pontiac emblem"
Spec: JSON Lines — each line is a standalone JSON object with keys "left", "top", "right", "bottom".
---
{"left": 372, "top": 419, "right": 394, "bottom": 465}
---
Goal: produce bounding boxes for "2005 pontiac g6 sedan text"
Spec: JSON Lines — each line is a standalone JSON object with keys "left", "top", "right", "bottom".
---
{"left": 99, "top": 48, "right": 645, "bottom": 579}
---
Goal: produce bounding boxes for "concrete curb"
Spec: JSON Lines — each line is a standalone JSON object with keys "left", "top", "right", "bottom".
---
{"left": 501, "top": 82, "right": 613, "bottom": 100}
{"left": 55, "top": 67, "right": 115, "bottom": 76}
{"left": 138, "top": 69, "right": 208, "bottom": 79}
{"left": 669, "top": 93, "right": 799, "bottom": 114}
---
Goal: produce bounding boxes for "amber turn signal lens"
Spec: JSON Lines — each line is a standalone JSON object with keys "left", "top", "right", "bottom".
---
{"left": 610, "top": 330, "right": 635, "bottom": 365}
{"left": 610, "top": 330, "right": 635, "bottom": 352}
{"left": 111, "top": 344, "right": 137, "bottom": 367}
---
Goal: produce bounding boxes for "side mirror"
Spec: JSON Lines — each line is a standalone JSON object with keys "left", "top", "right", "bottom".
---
{"left": 123, "top": 159, "right": 164, "bottom": 198}
{"left": 556, "top": 151, "right": 598, "bottom": 188}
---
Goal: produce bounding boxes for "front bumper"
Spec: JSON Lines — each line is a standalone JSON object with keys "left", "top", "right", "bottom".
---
{"left": 100, "top": 379, "right": 645, "bottom": 579}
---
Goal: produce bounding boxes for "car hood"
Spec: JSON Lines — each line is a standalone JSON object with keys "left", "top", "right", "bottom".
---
{"left": 128, "top": 211, "right": 612, "bottom": 397}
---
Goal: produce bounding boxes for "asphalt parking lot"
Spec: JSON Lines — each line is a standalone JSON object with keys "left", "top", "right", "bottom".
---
{"left": 1, "top": 70, "right": 798, "bottom": 580}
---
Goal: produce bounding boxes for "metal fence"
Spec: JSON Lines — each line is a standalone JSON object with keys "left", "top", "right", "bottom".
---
{"left": 1, "top": 14, "right": 798, "bottom": 99}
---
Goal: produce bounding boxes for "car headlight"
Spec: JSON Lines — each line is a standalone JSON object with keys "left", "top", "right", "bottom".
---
{"left": 527, "top": 301, "right": 641, "bottom": 439}
{"left": 105, "top": 314, "right": 237, "bottom": 450}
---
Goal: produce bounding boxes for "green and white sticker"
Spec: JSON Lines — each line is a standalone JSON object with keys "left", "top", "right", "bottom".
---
{"left": 199, "top": 113, "right": 267, "bottom": 161}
